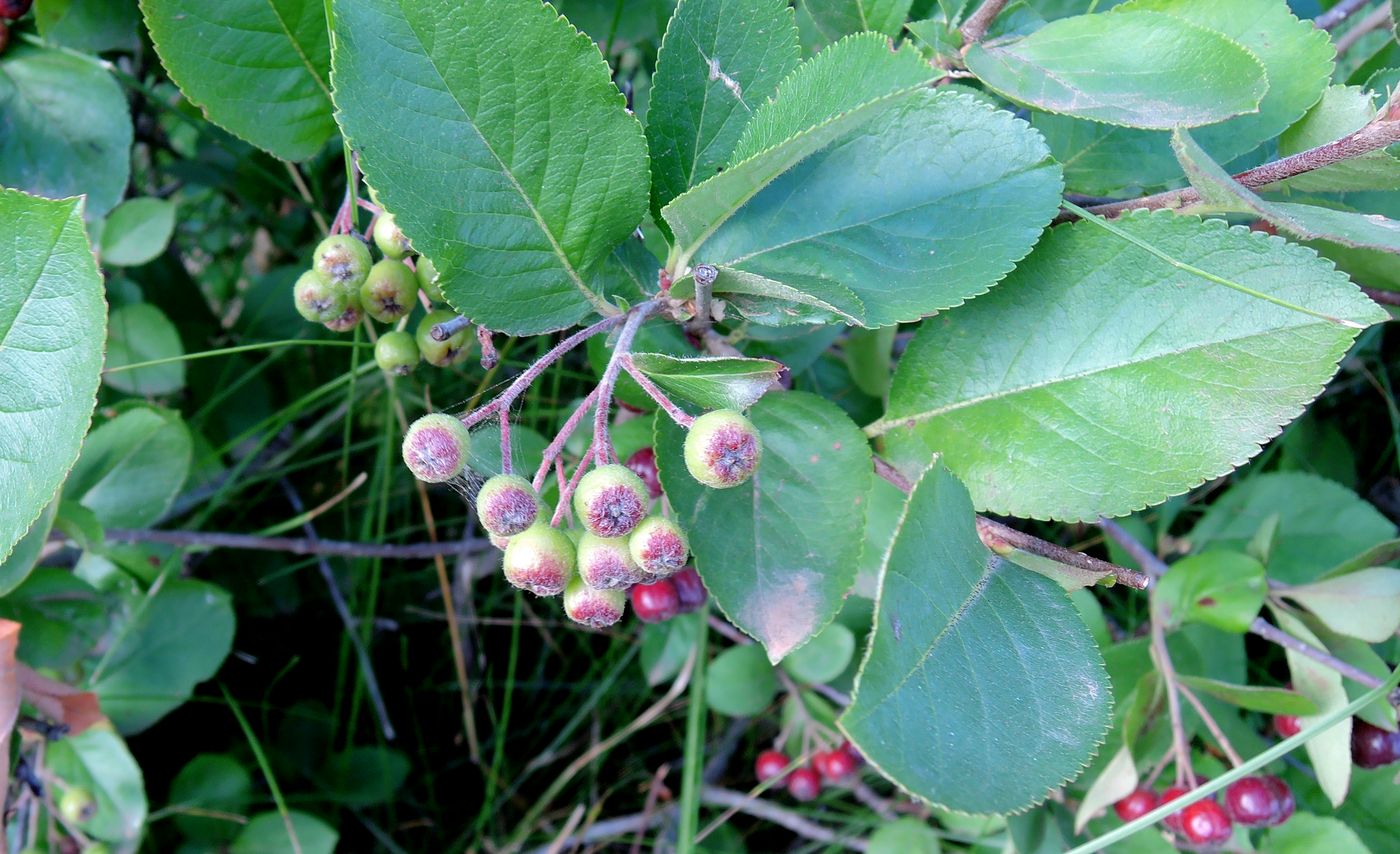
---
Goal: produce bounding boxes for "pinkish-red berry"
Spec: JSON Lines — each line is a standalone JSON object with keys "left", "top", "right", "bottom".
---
{"left": 684, "top": 410, "right": 762, "bottom": 489}
{"left": 562, "top": 578, "right": 625, "bottom": 628}
{"left": 625, "top": 447, "right": 663, "bottom": 498}
{"left": 786, "top": 766, "right": 821, "bottom": 802}
{"left": 1114, "top": 788, "right": 1158, "bottom": 822}
{"left": 1160, "top": 784, "right": 1190, "bottom": 834}
{"left": 577, "top": 532, "right": 647, "bottom": 590}
{"left": 1351, "top": 718, "right": 1400, "bottom": 769}
{"left": 671, "top": 567, "right": 707, "bottom": 612}
{"left": 1179, "top": 799, "right": 1232, "bottom": 847}
{"left": 755, "top": 750, "right": 789, "bottom": 783}
{"left": 1274, "top": 714, "right": 1301, "bottom": 739}
{"left": 630, "top": 578, "right": 679, "bottom": 624}
{"left": 628, "top": 516, "right": 689, "bottom": 577}
{"left": 402, "top": 413, "right": 471, "bottom": 483}
{"left": 1261, "top": 775, "right": 1293, "bottom": 826}
{"left": 573, "top": 464, "right": 649, "bottom": 538}
{"left": 1222, "top": 776, "right": 1274, "bottom": 827}
{"left": 476, "top": 474, "right": 542, "bottom": 537}
{"left": 813, "top": 748, "right": 858, "bottom": 782}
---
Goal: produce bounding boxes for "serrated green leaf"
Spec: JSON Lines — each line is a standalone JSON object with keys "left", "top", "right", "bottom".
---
{"left": 1176, "top": 128, "right": 1400, "bottom": 254}
{"left": 875, "top": 213, "right": 1385, "bottom": 522}
{"left": 141, "top": 0, "right": 334, "bottom": 161}
{"left": 706, "top": 643, "right": 778, "bottom": 715}
{"left": 0, "top": 500, "right": 56, "bottom": 597}
{"left": 332, "top": 0, "right": 650, "bottom": 334}
{"left": 1188, "top": 473, "right": 1395, "bottom": 585}
{"left": 699, "top": 89, "right": 1063, "bottom": 327}
{"left": 65, "top": 407, "right": 193, "bottom": 529}
{"left": 840, "top": 462, "right": 1111, "bottom": 814}
{"left": 1177, "top": 675, "right": 1319, "bottom": 716}
{"left": 1279, "top": 86, "right": 1400, "bottom": 193}
{"left": 629, "top": 352, "right": 780, "bottom": 410}
{"left": 647, "top": 0, "right": 799, "bottom": 216}
{"left": 1154, "top": 551, "right": 1265, "bottom": 633}
{"left": 1281, "top": 567, "right": 1400, "bottom": 643}
{"left": 1274, "top": 607, "right": 1352, "bottom": 807}
{"left": 0, "top": 189, "right": 105, "bottom": 564}
{"left": 802, "top": 0, "right": 914, "bottom": 39}
{"left": 0, "top": 48, "right": 132, "bottom": 219}
{"left": 45, "top": 728, "right": 147, "bottom": 845}
{"left": 104, "top": 303, "right": 186, "bottom": 396}
{"left": 965, "top": 11, "right": 1267, "bottom": 129}
{"left": 662, "top": 33, "right": 935, "bottom": 260}
{"left": 656, "top": 392, "right": 872, "bottom": 661}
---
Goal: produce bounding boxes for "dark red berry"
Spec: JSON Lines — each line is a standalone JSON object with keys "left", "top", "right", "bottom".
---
{"left": 625, "top": 447, "right": 663, "bottom": 499}
{"left": 1351, "top": 718, "right": 1400, "bottom": 769}
{"left": 1274, "top": 714, "right": 1301, "bottom": 739}
{"left": 1222, "top": 776, "right": 1274, "bottom": 827}
{"left": 629, "top": 578, "right": 679, "bottom": 624}
{"left": 1114, "top": 788, "right": 1158, "bottom": 822}
{"left": 755, "top": 750, "right": 789, "bottom": 783}
{"left": 0, "top": 0, "right": 32, "bottom": 20}
{"left": 839, "top": 740, "right": 864, "bottom": 766}
{"left": 813, "top": 748, "right": 858, "bottom": 782}
{"left": 671, "top": 567, "right": 707, "bottom": 612}
{"left": 1261, "top": 775, "right": 1294, "bottom": 826}
{"left": 786, "top": 766, "right": 821, "bottom": 802}
{"left": 1179, "top": 799, "right": 1232, "bottom": 847}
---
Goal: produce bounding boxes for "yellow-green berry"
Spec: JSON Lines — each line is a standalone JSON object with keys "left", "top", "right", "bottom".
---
{"left": 628, "top": 516, "right": 689, "bottom": 578}
{"left": 416, "top": 308, "right": 471, "bottom": 367}
{"left": 684, "top": 409, "right": 762, "bottom": 488}
{"left": 361, "top": 258, "right": 418, "bottom": 323}
{"left": 503, "top": 522, "right": 576, "bottom": 596}
{"left": 402, "top": 413, "right": 471, "bottom": 483}
{"left": 58, "top": 786, "right": 96, "bottom": 824}
{"left": 372, "top": 212, "right": 413, "bottom": 259}
{"left": 375, "top": 330, "right": 419, "bottom": 376}
{"left": 563, "top": 577, "right": 625, "bottom": 628}
{"left": 312, "top": 234, "right": 372, "bottom": 292}
{"left": 293, "top": 270, "right": 348, "bottom": 323}
{"left": 573, "top": 464, "right": 650, "bottom": 538}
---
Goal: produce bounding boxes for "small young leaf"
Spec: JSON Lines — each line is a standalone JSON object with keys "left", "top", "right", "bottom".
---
{"left": 104, "top": 304, "right": 187, "bottom": 396}
{"left": 169, "top": 754, "right": 253, "bottom": 844}
{"left": 1281, "top": 567, "right": 1400, "bottom": 643}
{"left": 1273, "top": 608, "right": 1352, "bottom": 807}
{"left": 0, "top": 501, "right": 57, "bottom": 598}
{"left": 629, "top": 353, "right": 780, "bottom": 411}
{"left": 1262, "top": 813, "right": 1372, "bottom": 854}
{"left": 1154, "top": 551, "right": 1266, "bottom": 634}
{"left": 965, "top": 11, "right": 1267, "bottom": 129}
{"left": 840, "top": 462, "right": 1111, "bottom": 814}
{"left": 671, "top": 266, "right": 866, "bottom": 326}
{"left": 320, "top": 747, "right": 411, "bottom": 808}
{"left": 640, "top": 611, "right": 702, "bottom": 687}
{"left": 1074, "top": 745, "right": 1137, "bottom": 833}
{"left": 232, "top": 811, "right": 337, "bottom": 854}
{"left": 780, "top": 622, "right": 855, "bottom": 684}
{"left": 142, "top": 0, "right": 335, "bottom": 161}
{"left": 867, "top": 816, "right": 942, "bottom": 854}
{"left": 1175, "top": 675, "right": 1319, "bottom": 716}
{"left": 99, "top": 197, "right": 177, "bottom": 267}
{"left": 705, "top": 644, "right": 778, "bottom": 716}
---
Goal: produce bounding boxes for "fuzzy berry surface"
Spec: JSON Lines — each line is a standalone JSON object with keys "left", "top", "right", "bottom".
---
{"left": 293, "top": 270, "right": 349, "bottom": 323}
{"left": 628, "top": 516, "right": 689, "bottom": 577}
{"left": 563, "top": 578, "right": 625, "bottom": 628}
{"left": 372, "top": 212, "right": 412, "bottom": 259}
{"left": 1179, "top": 799, "right": 1232, "bottom": 847}
{"left": 476, "top": 474, "right": 542, "bottom": 538}
{"left": 401, "top": 413, "right": 471, "bottom": 483}
{"left": 1114, "top": 788, "right": 1157, "bottom": 822}
{"left": 577, "top": 533, "right": 646, "bottom": 590}
{"left": 630, "top": 578, "right": 680, "bottom": 624}
{"left": 624, "top": 447, "right": 663, "bottom": 498}
{"left": 503, "top": 523, "right": 576, "bottom": 597}
{"left": 684, "top": 409, "right": 762, "bottom": 488}
{"left": 754, "top": 750, "right": 789, "bottom": 783}
{"left": 786, "top": 767, "right": 822, "bottom": 802}
{"left": 573, "top": 464, "right": 649, "bottom": 538}
{"left": 671, "top": 567, "right": 707, "bottom": 612}
{"left": 323, "top": 296, "right": 363, "bottom": 333}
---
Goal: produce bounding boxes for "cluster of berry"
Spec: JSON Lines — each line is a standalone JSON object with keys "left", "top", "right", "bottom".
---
{"left": 754, "top": 742, "right": 863, "bottom": 803}
{"left": 1276, "top": 712, "right": 1400, "bottom": 769}
{"left": 293, "top": 216, "right": 469, "bottom": 374}
{"left": 1115, "top": 774, "right": 1293, "bottom": 848}
{"left": 402, "top": 409, "right": 762, "bottom": 628}
{"left": 0, "top": 0, "right": 33, "bottom": 55}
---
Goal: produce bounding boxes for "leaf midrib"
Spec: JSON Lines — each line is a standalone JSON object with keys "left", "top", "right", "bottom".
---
{"left": 261, "top": 0, "right": 331, "bottom": 101}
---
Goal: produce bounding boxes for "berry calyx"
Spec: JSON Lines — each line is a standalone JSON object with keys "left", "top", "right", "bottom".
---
{"left": 630, "top": 578, "right": 680, "bottom": 624}
{"left": 576, "top": 532, "right": 647, "bottom": 590}
{"left": 1351, "top": 718, "right": 1400, "bottom": 768}
{"left": 1179, "top": 799, "right": 1232, "bottom": 847}
{"left": 1261, "top": 775, "right": 1294, "bottom": 826}
{"left": 813, "top": 747, "right": 858, "bottom": 782}
{"left": 416, "top": 256, "right": 445, "bottom": 302}
{"left": 624, "top": 447, "right": 663, "bottom": 498}
{"left": 293, "top": 270, "right": 349, "bottom": 323}
{"left": 755, "top": 750, "right": 790, "bottom": 783}
{"left": 360, "top": 259, "right": 419, "bottom": 323}
{"left": 671, "top": 567, "right": 707, "bottom": 612}
{"left": 417, "top": 308, "right": 471, "bottom": 367}
{"left": 1273, "top": 714, "right": 1301, "bottom": 739}
{"left": 402, "top": 413, "right": 471, "bottom": 483}
{"left": 1222, "top": 776, "right": 1274, "bottom": 827}
{"left": 322, "top": 293, "right": 363, "bottom": 333}
{"left": 0, "top": 0, "right": 33, "bottom": 20}
{"left": 311, "top": 234, "right": 372, "bottom": 292}
{"left": 684, "top": 409, "right": 762, "bottom": 489}
{"left": 573, "top": 464, "right": 649, "bottom": 538}
{"left": 477, "top": 474, "right": 543, "bottom": 538}
{"left": 1114, "top": 788, "right": 1157, "bottom": 822}
{"left": 372, "top": 212, "right": 413, "bottom": 259}
{"left": 58, "top": 786, "right": 96, "bottom": 824}
{"left": 628, "top": 516, "right": 689, "bottom": 578}
{"left": 562, "top": 577, "right": 626, "bottom": 628}
{"left": 502, "top": 523, "right": 576, "bottom": 597}
{"left": 786, "top": 766, "right": 822, "bottom": 802}
{"left": 374, "top": 330, "right": 420, "bottom": 376}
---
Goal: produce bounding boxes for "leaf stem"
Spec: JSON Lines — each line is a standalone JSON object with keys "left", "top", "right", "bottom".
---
{"left": 1315, "top": 0, "right": 1379, "bottom": 30}
{"left": 499, "top": 410, "right": 513, "bottom": 475}
{"left": 1149, "top": 603, "right": 1195, "bottom": 786}
{"left": 1335, "top": 3, "right": 1396, "bottom": 55}
{"left": 551, "top": 445, "right": 596, "bottom": 526}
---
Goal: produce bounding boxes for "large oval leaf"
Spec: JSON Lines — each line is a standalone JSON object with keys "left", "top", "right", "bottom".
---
{"left": 698, "top": 89, "right": 1063, "bottom": 327}
{"left": 840, "top": 462, "right": 1111, "bottom": 814}
{"left": 0, "top": 189, "right": 105, "bottom": 563}
{"left": 332, "top": 0, "right": 650, "bottom": 335}
{"left": 141, "top": 0, "right": 335, "bottom": 161}
{"left": 655, "top": 392, "right": 871, "bottom": 661}
{"left": 875, "top": 212, "right": 1386, "bottom": 521}
{"left": 965, "top": 10, "right": 1266, "bottom": 129}
{"left": 0, "top": 47, "right": 132, "bottom": 218}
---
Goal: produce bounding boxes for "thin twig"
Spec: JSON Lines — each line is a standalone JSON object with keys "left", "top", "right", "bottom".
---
{"left": 621, "top": 357, "right": 696, "bottom": 427}
{"left": 552, "top": 446, "right": 595, "bottom": 526}
{"left": 700, "top": 787, "right": 870, "bottom": 851}
{"left": 593, "top": 304, "right": 659, "bottom": 464}
{"left": 430, "top": 314, "right": 473, "bottom": 343}
{"left": 1361, "top": 286, "right": 1400, "bottom": 307}
{"left": 628, "top": 764, "right": 671, "bottom": 854}
{"left": 959, "top": 0, "right": 1010, "bottom": 43}
{"left": 478, "top": 326, "right": 499, "bottom": 369}
{"left": 1151, "top": 604, "right": 1195, "bottom": 787}
{"left": 500, "top": 410, "right": 513, "bottom": 476}
{"left": 100, "top": 528, "right": 489, "bottom": 559}
{"left": 532, "top": 387, "right": 601, "bottom": 492}
{"left": 1336, "top": 3, "right": 1396, "bottom": 55}
{"left": 1177, "top": 682, "right": 1244, "bottom": 768}
{"left": 1316, "top": 0, "right": 1378, "bottom": 30}
{"left": 1098, "top": 517, "right": 1165, "bottom": 580}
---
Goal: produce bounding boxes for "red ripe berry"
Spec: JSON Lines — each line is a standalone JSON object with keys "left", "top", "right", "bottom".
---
{"left": 629, "top": 578, "right": 679, "bottom": 624}
{"left": 1160, "top": 784, "right": 1190, "bottom": 834}
{"left": 786, "top": 766, "right": 822, "bottom": 802}
{"left": 1222, "top": 776, "right": 1275, "bottom": 827}
{"left": 671, "top": 567, "right": 707, "bottom": 612}
{"left": 1179, "top": 799, "right": 1233, "bottom": 847}
{"left": 1113, "top": 788, "right": 1158, "bottom": 822}
{"left": 1351, "top": 718, "right": 1400, "bottom": 769}
{"left": 1261, "top": 775, "right": 1294, "bottom": 826}
{"left": 1274, "top": 714, "right": 1301, "bottom": 739}
{"left": 754, "top": 750, "right": 789, "bottom": 783}
{"left": 624, "top": 447, "right": 663, "bottom": 499}
{"left": 813, "top": 748, "right": 858, "bottom": 782}
{"left": 0, "top": 0, "right": 33, "bottom": 20}
{"left": 839, "top": 740, "right": 863, "bottom": 767}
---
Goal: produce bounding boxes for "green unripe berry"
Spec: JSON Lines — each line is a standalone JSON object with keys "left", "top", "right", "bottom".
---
{"left": 684, "top": 409, "right": 762, "bottom": 488}
{"left": 503, "top": 522, "right": 576, "bottom": 596}
{"left": 477, "top": 474, "right": 543, "bottom": 538}
{"left": 372, "top": 212, "right": 413, "bottom": 259}
{"left": 416, "top": 256, "right": 445, "bottom": 302}
{"left": 293, "top": 270, "right": 348, "bottom": 323}
{"left": 360, "top": 259, "right": 419, "bottom": 323}
{"left": 322, "top": 292, "right": 363, "bottom": 333}
{"left": 375, "top": 330, "right": 420, "bottom": 376}
{"left": 312, "top": 234, "right": 372, "bottom": 292}
{"left": 402, "top": 413, "right": 471, "bottom": 483}
{"left": 628, "top": 516, "right": 690, "bottom": 578}
{"left": 58, "top": 786, "right": 96, "bottom": 824}
{"left": 84, "top": 846, "right": 111, "bottom": 854}
{"left": 416, "top": 308, "right": 471, "bottom": 367}
{"left": 577, "top": 532, "right": 646, "bottom": 589}
{"left": 563, "top": 577, "right": 626, "bottom": 628}
{"left": 574, "top": 464, "right": 650, "bottom": 538}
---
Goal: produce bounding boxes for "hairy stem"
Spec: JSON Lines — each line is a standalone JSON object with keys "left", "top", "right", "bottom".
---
{"left": 477, "top": 325, "right": 500, "bottom": 369}
{"left": 621, "top": 356, "right": 696, "bottom": 427}
{"left": 499, "top": 410, "right": 513, "bottom": 475}
{"left": 593, "top": 303, "right": 660, "bottom": 464}
{"left": 532, "top": 388, "right": 601, "bottom": 492}
{"left": 1178, "top": 682, "right": 1244, "bottom": 768}
{"left": 960, "top": 0, "right": 1010, "bottom": 43}
{"left": 552, "top": 446, "right": 595, "bottom": 526}
{"left": 1336, "top": 3, "right": 1395, "bottom": 55}
{"left": 1151, "top": 607, "right": 1195, "bottom": 786}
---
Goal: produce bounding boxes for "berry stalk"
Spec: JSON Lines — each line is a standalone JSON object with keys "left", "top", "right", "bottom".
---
{"left": 592, "top": 302, "right": 661, "bottom": 464}
{"left": 621, "top": 355, "right": 696, "bottom": 428}
{"left": 532, "top": 387, "right": 601, "bottom": 492}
